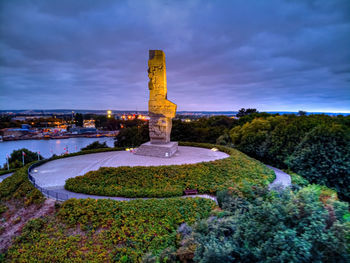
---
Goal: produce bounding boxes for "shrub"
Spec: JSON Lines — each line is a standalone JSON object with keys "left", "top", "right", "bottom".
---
{"left": 289, "top": 171, "right": 309, "bottom": 187}
{"left": 175, "top": 187, "right": 350, "bottom": 263}
{"left": 0, "top": 164, "right": 45, "bottom": 206}
{"left": 6, "top": 198, "right": 215, "bottom": 262}
{"left": 65, "top": 143, "right": 275, "bottom": 198}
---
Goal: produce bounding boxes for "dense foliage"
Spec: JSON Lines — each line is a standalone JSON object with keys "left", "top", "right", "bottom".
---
{"left": 171, "top": 116, "right": 237, "bottom": 144}
{"left": 5, "top": 198, "right": 215, "bottom": 262}
{"left": 65, "top": 143, "right": 274, "bottom": 198}
{"left": 114, "top": 116, "right": 237, "bottom": 147}
{"left": 229, "top": 114, "right": 350, "bottom": 200}
{"left": 236, "top": 108, "right": 258, "bottom": 117}
{"left": 115, "top": 124, "right": 149, "bottom": 147}
{"left": 0, "top": 165, "right": 44, "bottom": 206}
{"left": 80, "top": 141, "right": 109, "bottom": 151}
{"left": 157, "top": 186, "right": 350, "bottom": 263}
{"left": 286, "top": 123, "right": 350, "bottom": 200}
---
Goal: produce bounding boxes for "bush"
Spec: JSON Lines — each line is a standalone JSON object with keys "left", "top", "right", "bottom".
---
{"left": 176, "top": 187, "right": 350, "bottom": 263}
{"left": 6, "top": 198, "right": 215, "bottom": 262}
{"left": 0, "top": 164, "right": 45, "bottom": 206}
{"left": 289, "top": 171, "right": 309, "bottom": 187}
{"left": 5, "top": 148, "right": 43, "bottom": 169}
{"left": 65, "top": 143, "right": 275, "bottom": 198}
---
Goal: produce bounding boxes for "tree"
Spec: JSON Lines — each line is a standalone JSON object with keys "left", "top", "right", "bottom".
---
{"left": 298, "top": 110, "right": 307, "bottom": 116}
{"left": 75, "top": 113, "right": 84, "bottom": 127}
{"left": 286, "top": 123, "right": 350, "bottom": 201}
{"left": 5, "top": 148, "right": 43, "bottom": 168}
{"left": 176, "top": 187, "right": 350, "bottom": 263}
{"left": 236, "top": 108, "right": 258, "bottom": 118}
{"left": 114, "top": 124, "right": 149, "bottom": 147}
{"left": 230, "top": 118, "right": 271, "bottom": 160}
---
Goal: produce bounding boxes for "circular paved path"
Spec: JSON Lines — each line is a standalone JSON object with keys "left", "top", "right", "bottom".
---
{"left": 35, "top": 166, "right": 291, "bottom": 203}
{"left": 27, "top": 147, "right": 292, "bottom": 203}
{"left": 0, "top": 172, "right": 13, "bottom": 183}
{"left": 32, "top": 146, "right": 229, "bottom": 188}
{"left": 267, "top": 165, "right": 292, "bottom": 189}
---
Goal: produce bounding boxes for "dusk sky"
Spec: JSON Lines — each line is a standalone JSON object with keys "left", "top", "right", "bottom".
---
{"left": 0, "top": 0, "right": 349, "bottom": 112}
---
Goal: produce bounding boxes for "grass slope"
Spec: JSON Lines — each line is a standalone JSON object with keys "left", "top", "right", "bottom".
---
{"left": 5, "top": 198, "right": 215, "bottom": 262}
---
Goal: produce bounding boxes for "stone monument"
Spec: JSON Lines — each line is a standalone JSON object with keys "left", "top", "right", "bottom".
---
{"left": 135, "top": 50, "right": 178, "bottom": 158}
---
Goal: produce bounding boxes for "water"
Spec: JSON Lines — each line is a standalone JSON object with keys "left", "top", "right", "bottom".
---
{"left": 0, "top": 137, "right": 115, "bottom": 167}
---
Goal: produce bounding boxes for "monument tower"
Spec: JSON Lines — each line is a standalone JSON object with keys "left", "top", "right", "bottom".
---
{"left": 135, "top": 50, "right": 178, "bottom": 157}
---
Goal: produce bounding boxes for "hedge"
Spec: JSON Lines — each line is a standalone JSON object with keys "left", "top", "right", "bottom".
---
{"left": 65, "top": 143, "right": 275, "bottom": 198}
{"left": 0, "top": 164, "right": 45, "bottom": 206}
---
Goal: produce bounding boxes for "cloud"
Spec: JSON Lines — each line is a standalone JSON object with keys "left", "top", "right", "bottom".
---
{"left": 0, "top": 0, "right": 349, "bottom": 112}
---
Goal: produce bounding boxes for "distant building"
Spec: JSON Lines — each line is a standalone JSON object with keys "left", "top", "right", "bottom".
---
{"left": 83, "top": 120, "right": 96, "bottom": 128}
{"left": 1, "top": 126, "right": 34, "bottom": 138}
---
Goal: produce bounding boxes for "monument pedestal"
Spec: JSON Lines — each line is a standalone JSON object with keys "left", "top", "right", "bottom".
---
{"left": 135, "top": 141, "right": 178, "bottom": 158}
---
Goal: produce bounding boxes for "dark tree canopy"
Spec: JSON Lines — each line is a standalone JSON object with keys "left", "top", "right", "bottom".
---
{"left": 236, "top": 108, "right": 258, "bottom": 118}
{"left": 5, "top": 148, "right": 43, "bottom": 169}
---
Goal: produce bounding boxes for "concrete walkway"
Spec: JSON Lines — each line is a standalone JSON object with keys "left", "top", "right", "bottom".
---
{"left": 0, "top": 172, "right": 13, "bottom": 183}
{"left": 32, "top": 146, "right": 229, "bottom": 188}
{"left": 42, "top": 186, "right": 218, "bottom": 203}
{"left": 33, "top": 164, "right": 291, "bottom": 204}
{"left": 267, "top": 165, "right": 292, "bottom": 189}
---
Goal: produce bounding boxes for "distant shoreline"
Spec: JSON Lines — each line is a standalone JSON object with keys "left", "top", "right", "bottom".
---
{"left": 1, "top": 110, "right": 349, "bottom": 116}
{"left": 1, "top": 134, "right": 115, "bottom": 142}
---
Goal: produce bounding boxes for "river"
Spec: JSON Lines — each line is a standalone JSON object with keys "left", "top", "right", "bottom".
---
{"left": 0, "top": 137, "right": 115, "bottom": 167}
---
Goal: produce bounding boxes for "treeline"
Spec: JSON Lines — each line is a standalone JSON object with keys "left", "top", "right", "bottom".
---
{"left": 115, "top": 115, "right": 239, "bottom": 147}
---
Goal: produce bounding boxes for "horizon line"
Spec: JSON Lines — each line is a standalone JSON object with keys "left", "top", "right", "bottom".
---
{"left": 1, "top": 109, "right": 350, "bottom": 114}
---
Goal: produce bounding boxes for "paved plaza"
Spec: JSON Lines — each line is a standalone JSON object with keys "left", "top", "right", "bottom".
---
{"left": 32, "top": 146, "right": 229, "bottom": 188}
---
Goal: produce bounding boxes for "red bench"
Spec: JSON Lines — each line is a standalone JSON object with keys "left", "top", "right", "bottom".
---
{"left": 184, "top": 189, "right": 198, "bottom": 195}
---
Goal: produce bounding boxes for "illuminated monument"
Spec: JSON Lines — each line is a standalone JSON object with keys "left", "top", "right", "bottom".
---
{"left": 135, "top": 50, "right": 178, "bottom": 157}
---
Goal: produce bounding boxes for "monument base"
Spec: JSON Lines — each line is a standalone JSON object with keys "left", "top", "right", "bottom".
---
{"left": 135, "top": 141, "right": 178, "bottom": 158}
